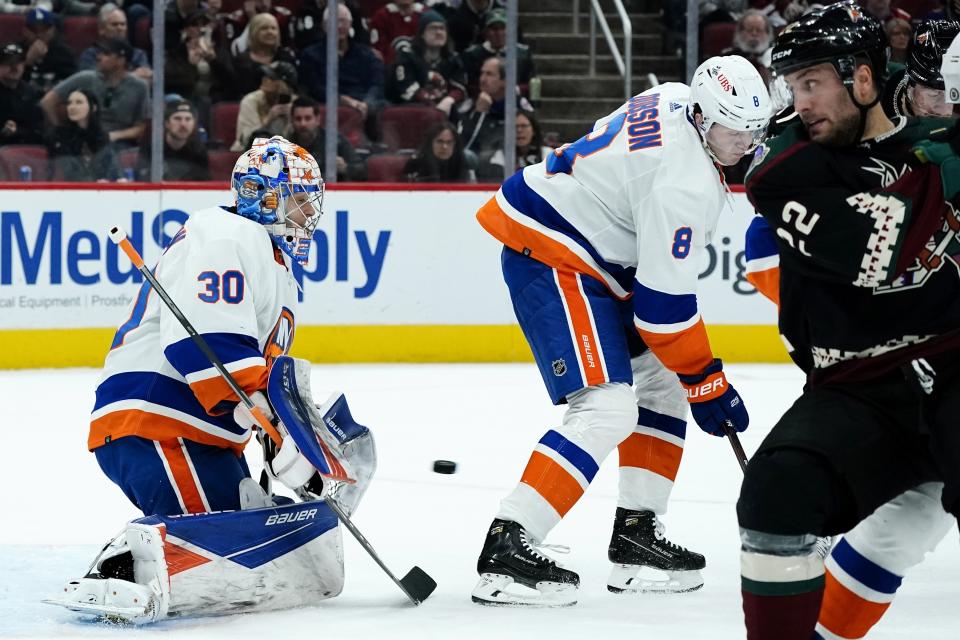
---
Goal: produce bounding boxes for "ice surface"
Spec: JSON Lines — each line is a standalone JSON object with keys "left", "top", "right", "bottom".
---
{"left": 2, "top": 364, "right": 957, "bottom": 639}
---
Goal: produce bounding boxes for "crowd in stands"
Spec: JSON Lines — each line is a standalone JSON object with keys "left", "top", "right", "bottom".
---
{"left": 0, "top": 0, "right": 548, "bottom": 183}
{"left": 6, "top": 0, "right": 944, "bottom": 184}
{"left": 697, "top": 0, "right": 950, "bottom": 181}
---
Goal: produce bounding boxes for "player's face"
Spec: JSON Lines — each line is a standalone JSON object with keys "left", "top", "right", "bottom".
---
{"left": 786, "top": 63, "right": 861, "bottom": 146}
{"left": 909, "top": 84, "right": 954, "bottom": 117}
{"left": 283, "top": 189, "right": 323, "bottom": 231}
{"left": 705, "top": 123, "right": 757, "bottom": 166}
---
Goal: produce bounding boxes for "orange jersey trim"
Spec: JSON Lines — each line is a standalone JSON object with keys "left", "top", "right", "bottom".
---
{"left": 636, "top": 318, "right": 714, "bottom": 375}
{"left": 188, "top": 365, "right": 268, "bottom": 415}
{"left": 520, "top": 450, "right": 586, "bottom": 518}
{"left": 818, "top": 570, "right": 891, "bottom": 639}
{"left": 556, "top": 270, "right": 607, "bottom": 386}
{"left": 618, "top": 432, "right": 684, "bottom": 482}
{"left": 476, "top": 196, "right": 630, "bottom": 300}
{"left": 89, "top": 409, "right": 249, "bottom": 454}
{"left": 746, "top": 268, "right": 780, "bottom": 307}
{"left": 157, "top": 439, "right": 208, "bottom": 513}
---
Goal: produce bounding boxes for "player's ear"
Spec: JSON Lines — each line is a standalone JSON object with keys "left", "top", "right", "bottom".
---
{"left": 853, "top": 63, "right": 877, "bottom": 103}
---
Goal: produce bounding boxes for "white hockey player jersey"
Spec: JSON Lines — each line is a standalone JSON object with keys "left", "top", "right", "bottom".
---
{"left": 477, "top": 82, "right": 726, "bottom": 375}
{"left": 89, "top": 207, "right": 298, "bottom": 453}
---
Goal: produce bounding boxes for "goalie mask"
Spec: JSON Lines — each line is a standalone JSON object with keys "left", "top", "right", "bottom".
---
{"left": 231, "top": 136, "right": 324, "bottom": 265}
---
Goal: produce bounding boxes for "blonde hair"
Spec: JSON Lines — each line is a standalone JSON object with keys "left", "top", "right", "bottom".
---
{"left": 249, "top": 13, "right": 280, "bottom": 52}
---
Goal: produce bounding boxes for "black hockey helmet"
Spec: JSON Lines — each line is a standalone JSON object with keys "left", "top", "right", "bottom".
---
{"left": 905, "top": 20, "right": 960, "bottom": 90}
{"left": 770, "top": 0, "right": 889, "bottom": 88}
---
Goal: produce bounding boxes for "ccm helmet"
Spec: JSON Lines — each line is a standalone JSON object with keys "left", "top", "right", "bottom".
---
{"left": 771, "top": 1, "right": 889, "bottom": 87}
{"left": 906, "top": 19, "right": 960, "bottom": 90}
{"left": 770, "top": 1, "right": 889, "bottom": 141}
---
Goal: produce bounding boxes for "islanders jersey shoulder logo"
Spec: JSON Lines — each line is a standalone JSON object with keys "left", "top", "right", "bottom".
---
{"left": 264, "top": 307, "right": 295, "bottom": 364}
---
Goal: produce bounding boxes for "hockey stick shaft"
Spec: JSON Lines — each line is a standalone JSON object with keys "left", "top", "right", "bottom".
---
{"left": 321, "top": 493, "right": 435, "bottom": 605}
{"left": 110, "top": 227, "right": 436, "bottom": 604}
{"left": 108, "top": 227, "right": 285, "bottom": 449}
{"left": 723, "top": 422, "right": 749, "bottom": 473}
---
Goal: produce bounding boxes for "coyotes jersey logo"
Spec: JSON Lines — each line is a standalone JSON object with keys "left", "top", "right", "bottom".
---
{"left": 874, "top": 203, "right": 960, "bottom": 294}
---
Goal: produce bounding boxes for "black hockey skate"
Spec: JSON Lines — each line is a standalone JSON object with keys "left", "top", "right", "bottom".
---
{"left": 607, "top": 507, "right": 705, "bottom": 594}
{"left": 472, "top": 519, "right": 579, "bottom": 607}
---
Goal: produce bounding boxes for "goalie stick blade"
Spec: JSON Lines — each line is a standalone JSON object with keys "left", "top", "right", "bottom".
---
{"left": 399, "top": 567, "right": 437, "bottom": 605}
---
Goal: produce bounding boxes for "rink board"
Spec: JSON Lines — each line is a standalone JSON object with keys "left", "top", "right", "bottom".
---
{"left": 0, "top": 184, "right": 783, "bottom": 368}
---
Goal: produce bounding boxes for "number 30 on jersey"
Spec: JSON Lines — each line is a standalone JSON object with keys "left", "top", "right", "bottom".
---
{"left": 197, "top": 270, "right": 245, "bottom": 304}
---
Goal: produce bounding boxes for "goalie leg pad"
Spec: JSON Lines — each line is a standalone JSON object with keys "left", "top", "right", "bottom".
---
{"left": 46, "top": 501, "right": 344, "bottom": 623}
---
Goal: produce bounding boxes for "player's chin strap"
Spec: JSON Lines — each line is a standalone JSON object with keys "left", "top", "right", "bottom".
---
{"left": 849, "top": 88, "right": 881, "bottom": 143}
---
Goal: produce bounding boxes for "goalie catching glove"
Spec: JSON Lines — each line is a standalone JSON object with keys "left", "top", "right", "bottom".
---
{"left": 678, "top": 358, "right": 749, "bottom": 437}
{"left": 234, "top": 391, "right": 319, "bottom": 494}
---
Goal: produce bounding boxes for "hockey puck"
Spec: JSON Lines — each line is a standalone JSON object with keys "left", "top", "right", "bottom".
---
{"left": 432, "top": 460, "right": 458, "bottom": 474}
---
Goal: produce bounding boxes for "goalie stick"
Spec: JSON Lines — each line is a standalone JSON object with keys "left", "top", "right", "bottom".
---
{"left": 108, "top": 226, "right": 437, "bottom": 606}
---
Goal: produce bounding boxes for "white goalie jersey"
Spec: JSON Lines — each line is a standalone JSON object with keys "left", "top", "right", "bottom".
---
{"left": 89, "top": 206, "right": 299, "bottom": 454}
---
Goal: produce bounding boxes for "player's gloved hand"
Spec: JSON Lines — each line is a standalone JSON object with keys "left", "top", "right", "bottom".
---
{"left": 232, "top": 390, "right": 274, "bottom": 431}
{"left": 913, "top": 126, "right": 960, "bottom": 201}
{"left": 677, "top": 358, "right": 749, "bottom": 437}
{"left": 269, "top": 436, "right": 318, "bottom": 493}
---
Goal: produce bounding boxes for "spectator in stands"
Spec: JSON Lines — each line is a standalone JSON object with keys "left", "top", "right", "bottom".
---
{"left": 46, "top": 88, "right": 120, "bottom": 181}
{"left": 165, "top": 10, "right": 234, "bottom": 115}
{"left": 458, "top": 56, "right": 532, "bottom": 156}
{"left": 386, "top": 10, "right": 466, "bottom": 116}
{"left": 721, "top": 9, "right": 773, "bottom": 85}
{"left": 460, "top": 9, "right": 535, "bottom": 98}
{"left": 862, "top": 0, "right": 911, "bottom": 22}
{"left": 136, "top": 98, "right": 211, "bottom": 181}
{"left": 225, "top": 0, "right": 293, "bottom": 55}
{"left": 20, "top": 8, "right": 77, "bottom": 92}
{"left": 0, "top": 44, "right": 44, "bottom": 144}
{"left": 369, "top": 0, "right": 425, "bottom": 65}
{"left": 0, "top": 0, "right": 51, "bottom": 15}
{"left": 231, "top": 60, "right": 297, "bottom": 150}
{"left": 166, "top": 0, "right": 204, "bottom": 51}
{"left": 230, "top": 12, "right": 297, "bottom": 99}
{"left": 300, "top": 3, "right": 384, "bottom": 129}
{"left": 79, "top": 4, "right": 152, "bottom": 81}
{"left": 41, "top": 38, "right": 148, "bottom": 148}
{"left": 290, "top": 0, "right": 369, "bottom": 51}
{"left": 444, "top": 0, "right": 500, "bottom": 52}
{"left": 886, "top": 17, "right": 911, "bottom": 64}
{"left": 288, "top": 96, "right": 362, "bottom": 181}
{"left": 761, "top": 1, "right": 812, "bottom": 29}
{"left": 476, "top": 108, "right": 548, "bottom": 181}
{"left": 698, "top": 0, "right": 742, "bottom": 38}
{"left": 404, "top": 120, "right": 473, "bottom": 182}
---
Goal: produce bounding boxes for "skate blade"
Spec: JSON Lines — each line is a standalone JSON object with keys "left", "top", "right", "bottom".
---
{"left": 471, "top": 573, "right": 577, "bottom": 607}
{"left": 606, "top": 565, "right": 704, "bottom": 595}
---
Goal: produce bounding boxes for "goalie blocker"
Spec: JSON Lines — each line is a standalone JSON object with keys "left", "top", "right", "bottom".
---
{"left": 47, "top": 356, "right": 378, "bottom": 623}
